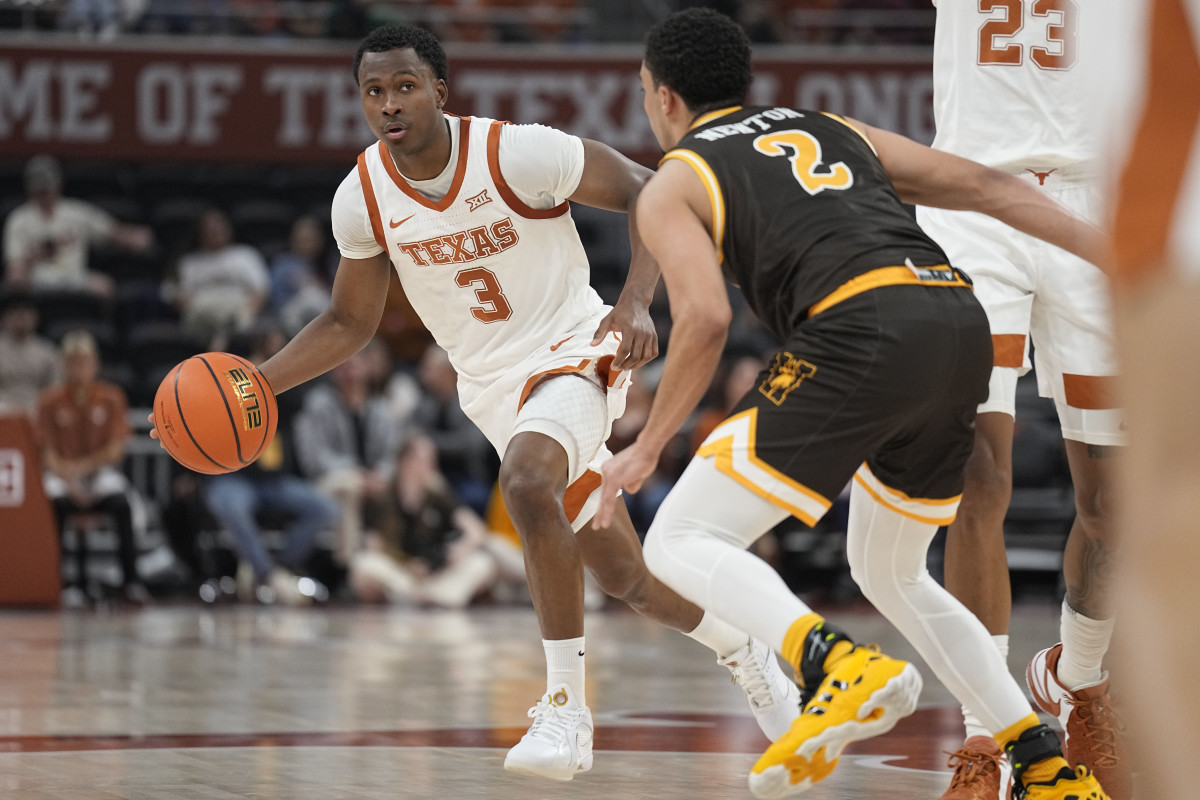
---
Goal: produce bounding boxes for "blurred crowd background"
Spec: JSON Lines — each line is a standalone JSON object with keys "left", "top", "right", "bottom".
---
{"left": 0, "top": 0, "right": 1074, "bottom": 612}
{"left": 2, "top": 0, "right": 935, "bottom": 46}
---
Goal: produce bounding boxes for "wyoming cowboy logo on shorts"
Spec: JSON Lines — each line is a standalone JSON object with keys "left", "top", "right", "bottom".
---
{"left": 759, "top": 352, "right": 816, "bottom": 406}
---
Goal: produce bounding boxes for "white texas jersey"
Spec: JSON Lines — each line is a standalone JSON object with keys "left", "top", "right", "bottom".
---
{"left": 332, "top": 115, "right": 604, "bottom": 384}
{"left": 929, "top": 0, "right": 1110, "bottom": 170}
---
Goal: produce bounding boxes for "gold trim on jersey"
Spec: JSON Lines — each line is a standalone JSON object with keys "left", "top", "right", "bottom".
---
{"left": 659, "top": 149, "right": 726, "bottom": 263}
{"left": 697, "top": 407, "right": 831, "bottom": 525}
{"left": 689, "top": 106, "right": 743, "bottom": 130}
{"left": 853, "top": 464, "right": 961, "bottom": 526}
{"left": 808, "top": 265, "right": 971, "bottom": 318}
{"left": 820, "top": 112, "right": 878, "bottom": 156}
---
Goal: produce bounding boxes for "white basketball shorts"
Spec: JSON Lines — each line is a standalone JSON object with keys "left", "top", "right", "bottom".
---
{"left": 456, "top": 310, "right": 632, "bottom": 531}
{"left": 918, "top": 171, "right": 1123, "bottom": 446}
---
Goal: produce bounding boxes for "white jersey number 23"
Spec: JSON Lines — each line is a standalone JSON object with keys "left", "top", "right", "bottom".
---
{"left": 977, "top": 0, "right": 1078, "bottom": 72}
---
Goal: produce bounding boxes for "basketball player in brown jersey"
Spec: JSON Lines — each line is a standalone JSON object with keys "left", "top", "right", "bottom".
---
{"left": 600, "top": 9, "right": 1111, "bottom": 799}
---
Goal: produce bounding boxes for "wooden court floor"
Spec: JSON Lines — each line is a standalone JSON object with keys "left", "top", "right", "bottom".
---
{"left": 0, "top": 602, "right": 1066, "bottom": 799}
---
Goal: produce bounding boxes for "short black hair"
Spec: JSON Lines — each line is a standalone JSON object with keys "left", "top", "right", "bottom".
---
{"left": 353, "top": 24, "right": 448, "bottom": 85}
{"left": 644, "top": 8, "right": 752, "bottom": 114}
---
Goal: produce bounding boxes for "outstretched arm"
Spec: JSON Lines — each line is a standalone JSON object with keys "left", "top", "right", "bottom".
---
{"left": 850, "top": 119, "right": 1106, "bottom": 268}
{"left": 596, "top": 159, "right": 730, "bottom": 527}
{"left": 258, "top": 251, "right": 393, "bottom": 394}
{"left": 571, "top": 139, "right": 661, "bottom": 369}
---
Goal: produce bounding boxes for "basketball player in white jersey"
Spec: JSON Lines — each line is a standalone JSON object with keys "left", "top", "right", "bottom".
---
{"left": 917, "top": 3, "right": 1129, "bottom": 798}
{"left": 251, "top": 24, "right": 800, "bottom": 782}
{"left": 1107, "top": 2, "right": 1200, "bottom": 799}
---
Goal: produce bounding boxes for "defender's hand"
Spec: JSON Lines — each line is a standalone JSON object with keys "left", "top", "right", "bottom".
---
{"left": 596, "top": 442, "right": 658, "bottom": 529}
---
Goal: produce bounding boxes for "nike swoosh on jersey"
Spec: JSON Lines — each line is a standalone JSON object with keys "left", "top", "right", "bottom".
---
{"left": 550, "top": 335, "right": 575, "bottom": 352}
{"left": 388, "top": 214, "right": 415, "bottom": 229}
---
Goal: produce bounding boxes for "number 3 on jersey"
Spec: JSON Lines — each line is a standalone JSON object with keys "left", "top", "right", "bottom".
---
{"left": 753, "top": 130, "right": 854, "bottom": 196}
{"left": 455, "top": 267, "right": 512, "bottom": 323}
{"left": 978, "top": 0, "right": 1078, "bottom": 71}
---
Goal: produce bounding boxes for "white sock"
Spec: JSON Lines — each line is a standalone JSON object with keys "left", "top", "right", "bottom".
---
{"left": 963, "top": 634, "right": 1010, "bottom": 740}
{"left": 686, "top": 611, "right": 752, "bottom": 660}
{"left": 1057, "top": 599, "right": 1114, "bottom": 690}
{"left": 544, "top": 637, "right": 587, "bottom": 705}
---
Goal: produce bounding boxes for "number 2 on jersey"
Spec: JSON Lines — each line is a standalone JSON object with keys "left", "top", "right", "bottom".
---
{"left": 978, "top": 0, "right": 1077, "bottom": 71}
{"left": 455, "top": 267, "right": 512, "bottom": 323}
{"left": 753, "top": 130, "right": 854, "bottom": 196}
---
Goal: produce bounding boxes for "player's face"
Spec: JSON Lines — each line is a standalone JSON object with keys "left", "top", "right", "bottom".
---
{"left": 357, "top": 48, "right": 449, "bottom": 158}
{"left": 639, "top": 62, "right": 671, "bottom": 152}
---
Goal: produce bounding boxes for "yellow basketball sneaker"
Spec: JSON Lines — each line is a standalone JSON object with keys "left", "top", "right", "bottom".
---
{"left": 1005, "top": 724, "right": 1110, "bottom": 800}
{"left": 747, "top": 645, "right": 922, "bottom": 798}
{"left": 1016, "top": 764, "right": 1109, "bottom": 800}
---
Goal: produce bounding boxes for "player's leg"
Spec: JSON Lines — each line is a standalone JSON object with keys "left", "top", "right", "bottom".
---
{"left": 944, "top": 412, "right": 1015, "bottom": 635}
{"left": 1024, "top": 235, "right": 1129, "bottom": 799}
{"left": 1060, "top": 437, "right": 1118, "bottom": 665}
{"left": 939, "top": 412, "right": 1016, "bottom": 800}
{"left": 644, "top": 455, "right": 921, "bottom": 799}
{"left": 845, "top": 472, "right": 1103, "bottom": 800}
{"left": 577, "top": 493, "right": 801, "bottom": 741}
{"left": 936, "top": 267, "right": 1030, "bottom": 799}
{"left": 501, "top": 374, "right": 795, "bottom": 781}
{"left": 496, "top": 423, "right": 598, "bottom": 781}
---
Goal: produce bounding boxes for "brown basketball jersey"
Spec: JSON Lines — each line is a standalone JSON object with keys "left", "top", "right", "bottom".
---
{"left": 663, "top": 106, "right": 949, "bottom": 340}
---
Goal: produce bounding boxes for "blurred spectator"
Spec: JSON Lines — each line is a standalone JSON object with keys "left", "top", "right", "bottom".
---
{"left": 411, "top": 344, "right": 497, "bottom": 513}
{"left": 350, "top": 435, "right": 524, "bottom": 607}
{"left": 36, "top": 330, "right": 149, "bottom": 606}
{"left": 269, "top": 214, "right": 334, "bottom": 335}
{"left": 427, "top": 0, "right": 583, "bottom": 44}
{"left": 741, "top": 0, "right": 933, "bottom": 46}
{"left": 58, "top": 0, "right": 124, "bottom": 36}
{"left": 0, "top": 290, "right": 60, "bottom": 417}
{"left": 361, "top": 335, "right": 422, "bottom": 429}
{"left": 324, "top": 0, "right": 370, "bottom": 39}
{"left": 168, "top": 207, "right": 270, "bottom": 345}
{"left": 3, "top": 155, "right": 153, "bottom": 298}
{"left": 295, "top": 349, "right": 401, "bottom": 566}
{"left": 137, "top": 0, "right": 235, "bottom": 35}
{"left": 690, "top": 352, "right": 768, "bottom": 451}
{"left": 203, "top": 323, "right": 337, "bottom": 604}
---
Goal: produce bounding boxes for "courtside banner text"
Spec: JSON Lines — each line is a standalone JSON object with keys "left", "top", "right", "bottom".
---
{"left": 0, "top": 40, "right": 932, "bottom": 164}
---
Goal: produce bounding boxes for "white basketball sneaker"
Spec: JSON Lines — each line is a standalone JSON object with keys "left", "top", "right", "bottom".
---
{"left": 719, "top": 637, "right": 803, "bottom": 741}
{"left": 503, "top": 685, "right": 594, "bottom": 781}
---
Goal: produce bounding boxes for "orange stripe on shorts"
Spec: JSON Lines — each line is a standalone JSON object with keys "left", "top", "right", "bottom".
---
{"left": 1063, "top": 374, "right": 1118, "bottom": 410}
{"left": 991, "top": 334, "right": 1026, "bottom": 369}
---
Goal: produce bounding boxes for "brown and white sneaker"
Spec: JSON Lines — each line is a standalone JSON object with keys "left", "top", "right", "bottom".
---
{"left": 937, "top": 735, "right": 1011, "bottom": 800}
{"left": 1026, "top": 644, "right": 1131, "bottom": 800}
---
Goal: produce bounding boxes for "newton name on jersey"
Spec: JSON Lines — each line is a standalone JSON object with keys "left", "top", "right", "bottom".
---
{"left": 691, "top": 107, "right": 806, "bottom": 141}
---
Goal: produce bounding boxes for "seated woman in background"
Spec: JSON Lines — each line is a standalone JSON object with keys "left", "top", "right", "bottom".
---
{"left": 350, "top": 434, "right": 525, "bottom": 608}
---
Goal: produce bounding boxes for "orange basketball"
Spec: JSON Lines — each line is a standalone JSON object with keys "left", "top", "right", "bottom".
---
{"left": 153, "top": 352, "right": 278, "bottom": 475}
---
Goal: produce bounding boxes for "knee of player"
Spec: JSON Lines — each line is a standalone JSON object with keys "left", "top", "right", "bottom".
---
{"left": 846, "top": 547, "right": 897, "bottom": 604}
{"left": 497, "top": 463, "right": 561, "bottom": 519}
{"left": 960, "top": 454, "right": 1013, "bottom": 515}
{"left": 589, "top": 557, "right": 647, "bottom": 604}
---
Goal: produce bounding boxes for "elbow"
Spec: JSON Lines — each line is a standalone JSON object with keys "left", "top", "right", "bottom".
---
{"left": 326, "top": 306, "right": 377, "bottom": 348}
{"left": 692, "top": 305, "right": 732, "bottom": 344}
